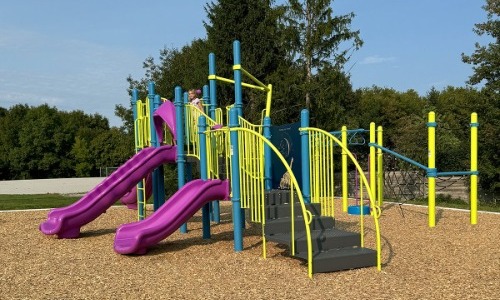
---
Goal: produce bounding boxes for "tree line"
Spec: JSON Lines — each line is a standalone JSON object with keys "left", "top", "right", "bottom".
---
{"left": 0, "top": 104, "right": 134, "bottom": 180}
{"left": 1, "top": 0, "right": 497, "bottom": 197}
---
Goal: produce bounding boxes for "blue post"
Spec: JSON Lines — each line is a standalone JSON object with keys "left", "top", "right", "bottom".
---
{"left": 263, "top": 116, "right": 272, "bottom": 190}
{"left": 229, "top": 108, "right": 243, "bottom": 251}
{"left": 132, "top": 89, "right": 145, "bottom": 219}
{"left": 175, "top": 86, "right": 188, "bottom": 233}
{"left": 203, "top": 85, "right": 220, "bottom": 223}
{"left": 204, "top": 83, "right": 220, "bottom": 223}
{"left": 198, "top": 115, "right": 211, "bottom": 239}
{"left": 233, "top": 40, "right": 246, "bottom": 228}
{"left": 203, "top": 85, "right": 211, "bottom": 119}
{"left": 233, "top": 40, "right": 243, "bottom": 117}
{"left": 300, "top": 109, "right": 311, "bottom": 203}
{"left": 148, "top": 82, "right": 162, "bottom": 211}
{"left": 131, "top": 89, "right": 139, "bottom": 130}
{"left": 154, "top": 94, "right": 165, "bottom": 208}
{"left": 209, "top": 53, "right": 218, "bottom": 122}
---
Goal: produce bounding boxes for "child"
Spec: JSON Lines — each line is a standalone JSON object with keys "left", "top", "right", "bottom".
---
{"left": 188, "top": 89, "right": 203, "bottom": 111}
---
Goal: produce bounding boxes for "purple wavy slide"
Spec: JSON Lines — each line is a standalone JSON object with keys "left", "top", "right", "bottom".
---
{"left": 119, "top": 173, "right": 153, "bottom": 209}
{"left": 39, "top": 145, "right": 177, "bottom": 239}
{"left": 114, "top": 179, "right": 229, "bottom": 255}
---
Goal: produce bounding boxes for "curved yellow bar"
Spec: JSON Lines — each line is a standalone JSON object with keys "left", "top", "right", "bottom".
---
{"left": 300, "top": 127, "right": 382, "bottom": 272}
{"left": 229, "top": 127, "right": 314, "bottom": 278}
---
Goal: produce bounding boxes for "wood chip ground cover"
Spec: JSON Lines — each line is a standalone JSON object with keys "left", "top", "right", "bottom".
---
{"left": 1, "top": 202, "right": 498, "bottom": 299}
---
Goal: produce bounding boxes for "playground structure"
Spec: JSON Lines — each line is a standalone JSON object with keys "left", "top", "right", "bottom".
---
{"left": 39, "top": 40, "right": 479, "bottom": 278}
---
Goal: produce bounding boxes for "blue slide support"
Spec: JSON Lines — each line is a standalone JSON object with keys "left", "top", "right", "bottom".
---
{"left": 233, "top": 40, "right": 245, "bottom": 228}
{"left": 263, "top": 116, "right": 272, "bottom": 190}
{"left": 229, "top": 108, "right": 243, "bottom": 251}
{"left": 204, "top": 83, "right": 220, "bottom": 223}
{"left": 148, "top": 82, "right": 164, "bottom": 211}
{"left": 198, "top": 115, "right": 211, "bottom": 239}
{"left": 300, "top": 109, "right": 311, "bottom": 203}
{"left": 175, "top": 86, "right": 188, "bottom": 234}
{"left": 233, "top": 40, "right": 243, "bottom": 117}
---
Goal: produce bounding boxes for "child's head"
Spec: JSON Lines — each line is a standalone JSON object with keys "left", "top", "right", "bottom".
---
{"left": 188, "top": 89, "right": 198, "bottom": 100}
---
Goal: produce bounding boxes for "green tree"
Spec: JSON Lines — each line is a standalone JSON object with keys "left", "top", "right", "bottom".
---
{"left": 204, "top": 0, "right": 291, "bottom": 122}
{"left": 462, "top": 0, "right": 499, "bottom": 94}
{"left": 309, "top": 65, "right": 358, "bottom": 130}
{"left": 282, "top": 0, "right": 363, "bottom": 108}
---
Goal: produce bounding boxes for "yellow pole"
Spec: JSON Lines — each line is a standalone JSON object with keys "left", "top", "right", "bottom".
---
{"left": 428, "top": 112, "right": 436, "bottom": 228}
{"left": 377, "top": 126, "right": 384, "bottom": 206}
{"left": 470, "top": 113, "right": 478, "bottom": 225}
{"left": 341, "top": 126, "right": 348, "bottom": 212}
{"left": 265, "top": 84, "right": 272, "bottom": 117}
{"left": 370, "top": 123, "right": 376, "bottom": 212}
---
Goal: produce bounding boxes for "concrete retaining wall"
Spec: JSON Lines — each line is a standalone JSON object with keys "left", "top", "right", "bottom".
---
{"left": 0, "top": 178, "right": 104, "bottom": 194}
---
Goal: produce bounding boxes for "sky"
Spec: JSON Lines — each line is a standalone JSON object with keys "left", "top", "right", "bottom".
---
{"left": 0, "top": 0, "right": 492, "bottom": 127}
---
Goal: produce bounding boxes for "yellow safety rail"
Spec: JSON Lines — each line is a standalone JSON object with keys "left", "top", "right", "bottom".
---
{"left": 237, "top": 117, "right": 265, "bottom": 223}
{"left": 184, "top": 104, "right": 219, "bottom": 159}
{"left": 185, "top": 104, "right": 226, "bottom": 180}
{"left": 301, "top": 127, "right": 382, "bottom": 272}
{"left": 134, "top": 98, "right": 151, "bottom": 220}
{"left": 229, "top": 126, "right": 314, "bottom": 278}
{"left": 308, "top": 132, "right": 336, "bottom": 217}
{"left": 134, "top": 99, "right": 151, "bottom": 149}
{"left": 203, "top": 126, "right": 227, "bottom": 180}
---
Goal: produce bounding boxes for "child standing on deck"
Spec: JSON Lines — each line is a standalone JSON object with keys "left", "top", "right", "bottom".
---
{"left": 188, "top": 89, "right": 203, "bottom": 111}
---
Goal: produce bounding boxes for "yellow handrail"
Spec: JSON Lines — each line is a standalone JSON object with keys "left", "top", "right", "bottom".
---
{"left": 301, "top": 127, "right": 382, "bottom": 272}
{"left": 308, "top": 132, "right": 336, "bottom": 217}
{"left": 184, "top": 104, "right": 219, "bottom": 160}
{"left": 229, "top": 126, "right": 314, "bottom": 278}
{"left": 208, "top": 74, "right": 267, "bottom": 92}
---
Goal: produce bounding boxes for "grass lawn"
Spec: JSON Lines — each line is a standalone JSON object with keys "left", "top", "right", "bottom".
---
{"left": 1, "top": 193, "right": 498, "bottom": 213}
{"left": 392, "top": 197, "right": 500, "bottom": 213}
{"left": 0, "top": 194, "right": 81, "bottom": 210}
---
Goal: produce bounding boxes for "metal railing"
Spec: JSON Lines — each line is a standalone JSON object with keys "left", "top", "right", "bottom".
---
{"left": 301, "top": 127, "right": 382, "bottom": 272}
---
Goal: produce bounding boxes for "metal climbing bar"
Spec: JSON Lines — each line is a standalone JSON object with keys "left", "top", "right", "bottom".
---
{"left": 368, "top": 143, "right": 429, "bottom": 171}
{"left": 207, "top": 74, "right": 267, "bottom": 92}
{"left": 233, "top": 65, "right": 270, "bottom": 91}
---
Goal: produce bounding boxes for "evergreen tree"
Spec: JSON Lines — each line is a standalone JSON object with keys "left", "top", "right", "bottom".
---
{"left": 282, "top": 0, "right": 363, "bottom": 108}
{"left": 462, "top": 0, "right": 499, "bottom": 95}
{"left": 204, "top": 0, "right": 292, "bottom": 122}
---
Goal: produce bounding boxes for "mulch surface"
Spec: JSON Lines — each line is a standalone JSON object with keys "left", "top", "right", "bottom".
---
{"left": 1, "top": 202, "right": 498, "bottom": 300}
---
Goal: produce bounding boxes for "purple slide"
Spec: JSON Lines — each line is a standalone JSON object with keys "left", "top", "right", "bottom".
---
{"left": 154, "top": 100, "right": 176, "bottom": 142}
{"left": 39, "top": 145, "right": 177, "bottom": 239}
{"left": 119, "top": 173, "right": 153, "bottom": 209}
{"left": 114, "top": 179, "right": 229, "bottom": 255}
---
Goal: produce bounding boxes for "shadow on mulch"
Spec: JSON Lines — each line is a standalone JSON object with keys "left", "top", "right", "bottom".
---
{"left": 141, "top": 222, "right": 262, "bottom": 256}
{"left": 80, "top": 228, "right": 117, "bottom": 238}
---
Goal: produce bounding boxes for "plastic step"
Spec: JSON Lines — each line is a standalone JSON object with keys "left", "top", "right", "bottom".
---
{"left": 294, "top": 247, "right": 377, "bottom": 273}
{"left": 267, "top": 228, "right": 361, "bottom": 253}
{"left": 264, "top": 215, "right": 335, "bottom": 235}
{"left": 264, "top": 189, "right": 299, "bottom": 206}
{"left": 265, "top": 202, "right": 321, "bottom": 220}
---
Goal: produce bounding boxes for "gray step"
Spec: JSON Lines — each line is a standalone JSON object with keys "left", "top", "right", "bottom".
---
{"left": 294, "top": 247, "right": 377, "bottom": 273}
{"left": 267, "top": 228, "right": 360, "bottom": 253}
{"left": 265, "top": 202, "right": 321, "bottom": 220}
{"left": 264, "top": 215, "right": 335, "bottom": 235}
{"left": 264, "top": 189, "right": 298, "bottom": 206}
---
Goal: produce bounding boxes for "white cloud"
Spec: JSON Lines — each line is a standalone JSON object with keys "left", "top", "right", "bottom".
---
{"left": 359, "top": 55, "right": 397, "bottom": 65}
